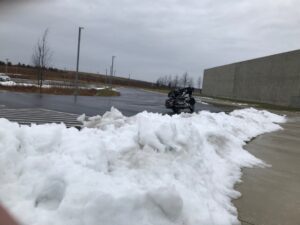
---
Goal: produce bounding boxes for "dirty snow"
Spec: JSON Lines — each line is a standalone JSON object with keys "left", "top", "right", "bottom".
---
{"left": 0, "top": 108, "right": 285, "bottom": 225}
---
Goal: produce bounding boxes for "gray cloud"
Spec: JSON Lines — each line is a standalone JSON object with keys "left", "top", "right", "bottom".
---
{"left": 1, "top": 0, "right": 300, "bottom": 82}
{"left": 0, "top": 0, "right": 33, "bottom": 4}
{"left": 0, "top": 0, "right": 40, "bottom": 12}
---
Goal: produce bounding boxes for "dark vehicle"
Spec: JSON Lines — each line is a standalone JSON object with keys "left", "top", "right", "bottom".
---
{"left": 0, "top": 74, "right": 11, "bottom": 82}
{"left": 165, "top": 87, "right": 196, "bottom": 113}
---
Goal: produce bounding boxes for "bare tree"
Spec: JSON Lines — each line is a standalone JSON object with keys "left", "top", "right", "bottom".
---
{"left": 187, "top": 77, "right": 194, "bottom": 87}
{"left": 167, "top": 75, "right": 172, "bottom": 88}
{"left": 156, "top": 76, "right": 165, "bottom": 87}
{"left": 156, "top": 77, "right": 161, "bottom": 87}
{"left": 172, "top": 75, "right": 179, "bottom": 88}
{"left": 157, "top": 74, "right": 194, "bottom": 89}
{"left": 32, "top": 28, "right": 51, "bottom": 92}
{"left": 180, "top": 72, "right": 189, "bottom": 87}
{"left": 161, "top": 75, "right": 168, "bottom": 86}
{"left": 197, "top": 76, "right": 202, "bottom": 92}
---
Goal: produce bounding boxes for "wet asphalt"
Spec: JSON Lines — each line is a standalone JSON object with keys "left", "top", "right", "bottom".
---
{"left": 0, "top": 87, "right": 235, "bottom": 116}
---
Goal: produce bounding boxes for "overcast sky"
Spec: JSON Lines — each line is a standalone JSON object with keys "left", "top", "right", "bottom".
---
{"left": 1, "top": 0, "right": 300, "bottom": 83}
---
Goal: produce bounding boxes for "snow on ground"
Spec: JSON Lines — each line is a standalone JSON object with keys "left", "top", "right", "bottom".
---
{"left": 0, "top": 108, "right": 285, "bottom": 225}
{"left": 0, "top": 81, "right": 17, "bottom": 86}
{"left": 0, "top": 81, "right": 49, "bottom": 88}
{"left": 0, "top": 81, "right": 110, "bottom": 91}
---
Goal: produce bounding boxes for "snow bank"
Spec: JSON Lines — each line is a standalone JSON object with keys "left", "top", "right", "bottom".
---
{"left": 0, "top": 81, "right": 16, "bottom": 86}
{"left": 0, "top": 81, "right": 54, "bottom": 88}
{"left": 0, "top": 108, "right": 285, "bottom": 225}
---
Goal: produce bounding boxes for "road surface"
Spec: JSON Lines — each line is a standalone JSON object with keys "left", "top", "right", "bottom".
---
{"left": 1, "top": 88, "right": 300, "bottom": 224}
{"left": 0, "top": 87, "right": 235, "bottom": 116}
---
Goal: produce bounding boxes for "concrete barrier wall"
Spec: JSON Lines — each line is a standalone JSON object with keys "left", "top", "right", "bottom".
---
{"left": 202, "top": 50, "right": 300, "bottom": 108}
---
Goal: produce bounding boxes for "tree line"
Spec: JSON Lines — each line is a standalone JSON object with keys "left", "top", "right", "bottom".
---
{"left": 0, "top": 61, "right": 60, "bottom": 72}
{"left": 156, "top": 72, "right": 202, "bottom": 89}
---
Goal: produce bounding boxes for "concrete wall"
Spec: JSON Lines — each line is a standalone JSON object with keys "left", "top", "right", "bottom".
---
{"left": 202, "top": 50, "right": 300, "bottom": 108}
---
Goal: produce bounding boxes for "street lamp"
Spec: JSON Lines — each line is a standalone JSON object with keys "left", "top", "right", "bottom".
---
{"left": 105, "top": 68, "right": 108, "bottom": 87}
{"left": 74, "top": 26, "right": 84, "bottom": 103}
{"left": 110, "top": 56, "right": 116, "bottom": 90}
{"left": 5, "top": 58, "right": 9, "bottom": 74}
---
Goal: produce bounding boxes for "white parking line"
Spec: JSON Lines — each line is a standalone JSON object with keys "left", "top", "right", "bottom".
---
{"left": 0, "top": 108, "right": 82, "bottom": 127}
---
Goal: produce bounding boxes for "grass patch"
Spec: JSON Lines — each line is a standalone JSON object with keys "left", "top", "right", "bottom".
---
{"left": 96, "top": 88, "right": 120, "bottom": 96}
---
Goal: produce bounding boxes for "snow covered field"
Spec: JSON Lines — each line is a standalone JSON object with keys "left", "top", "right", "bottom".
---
{"left": 0, "top": 108, "right": 285, "bottom": 225}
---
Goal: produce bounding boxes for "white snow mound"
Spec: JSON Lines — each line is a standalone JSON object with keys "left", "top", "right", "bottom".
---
{"left": 0, "top": 108, "right": 285, "bottom": 225}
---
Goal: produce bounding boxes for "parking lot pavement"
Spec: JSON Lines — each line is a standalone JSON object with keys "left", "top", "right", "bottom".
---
{"left": 0, "top": 107, "right": 81, "bottom": 127}
{"left": 0, "top": 88, "right": 234, "bottom": 116}
{"left": 234, "top": 113, "right": 300, "bottom": 225}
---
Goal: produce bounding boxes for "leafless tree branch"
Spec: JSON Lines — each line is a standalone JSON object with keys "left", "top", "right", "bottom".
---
{"left": 32, "top": 28, "right": 52, "bottom": 92}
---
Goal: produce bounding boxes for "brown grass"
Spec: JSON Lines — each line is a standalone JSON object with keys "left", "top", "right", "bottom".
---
{"left": 96, "top": 88, "right": 121, "bottom": 96}
{"left": 0, "top": 65, "right": 157, "bottom": 89}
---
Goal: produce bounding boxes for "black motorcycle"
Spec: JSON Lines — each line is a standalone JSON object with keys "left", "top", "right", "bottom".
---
{"left": 165, "top": 87, "right": 196, "bottom": 113}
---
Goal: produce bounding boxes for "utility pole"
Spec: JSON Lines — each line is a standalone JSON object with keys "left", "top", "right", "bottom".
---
{"left": 74, "top": 26, "right": 84, "bottom": 103}
{"left": 110, "top": 56, "right": 116, "bottom": 90}
{"left": 5, "top": 58, "right": 9, "bottom": 74}
{"left": 105, "top": 68, "right": 108, "bottom": 87}
{"left": 128, "top": 74, "right": 131, "bottom": 86}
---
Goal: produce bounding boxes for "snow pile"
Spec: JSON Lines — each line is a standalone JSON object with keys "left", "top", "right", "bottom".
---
{"left": 0, "top": 81, "right": 53, "bottom": 88}
{"left": 0, "top": 108, "right": 285, "bottom": 225}
{"left": 0, "top": 81, "right": 17, "bottom": 86}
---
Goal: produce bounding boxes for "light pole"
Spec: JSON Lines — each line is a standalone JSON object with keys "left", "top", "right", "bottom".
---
{"left": 5, "top": 58, "right": 9, "bottom": 74}
{"left": 128, "top": 74, "right": 131, "bottom": 86}
{"left": 74, "top": 26, "right": 84, "bottom": 103}
{"left": 110, "top": 56, "right": 116, "bottom": 90}
{"left": 105, "top": 68, "right": 108, "bottom": 87}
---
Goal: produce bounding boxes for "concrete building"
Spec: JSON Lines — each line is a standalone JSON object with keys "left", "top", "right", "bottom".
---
{"left": 202, "top": 50, "right": 300, "bottom": 109}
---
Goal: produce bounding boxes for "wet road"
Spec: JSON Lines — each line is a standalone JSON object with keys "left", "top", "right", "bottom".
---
{"left": 0, "top": 88, "right": 235, "bottom": 116}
